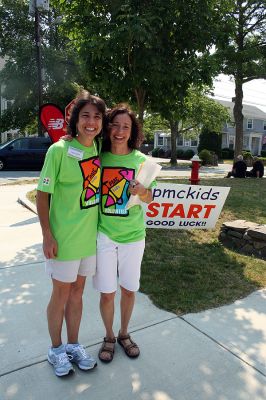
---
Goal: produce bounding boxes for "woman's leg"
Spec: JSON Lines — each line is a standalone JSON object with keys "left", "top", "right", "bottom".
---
{"left": 98, "top": 291, "right": 116, "bottom": 361}
{"left": 47, "top": 279, "right": 71, "bottom": 347}
{"left": 120, "top": 286, "right": 135, "bottom": 336}
{"left": 65, "top": 275, "right": 86, "bottom": 344}
{"left": 118, "top": 286, "right": 139, "bottom": 357}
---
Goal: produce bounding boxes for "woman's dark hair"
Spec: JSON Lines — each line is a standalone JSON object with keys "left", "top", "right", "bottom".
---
{"left": 102, "top": 103, "right": 144, "bottom": 152}
{"left": 67, "top": 90, "right": 106, "bottom": 138}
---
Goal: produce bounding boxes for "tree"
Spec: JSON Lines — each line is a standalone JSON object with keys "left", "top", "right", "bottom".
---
{"left": 53, "top": 0, "right": 221, "bottom": 159}
{"left": 183, "top": 87, "right": 230, "bottom": 135}
{"left": 143, "top": 113, "right": 170, "bottom": 144}
{"left": 143, "top": 87, "right": 230, "bottom": 154}
{"left": 145, "top": 1, "right": 223, "bottom": 164}
{"left": 154, "top": 87, "right": 230, "bottom": 157}
{"left": 53, "top": 0, "right": 176, "bottom": 122}
{"left": 198, "top": 128, "right": 223, "bottom": 159}
{"left": 0, "top": 0, "right": 84, "bottom": 133}
{"left": 215, "top": 0, "right": 266, "bottom": 160}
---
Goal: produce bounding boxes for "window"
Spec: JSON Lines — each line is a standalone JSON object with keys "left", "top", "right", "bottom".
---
{"left": 28, "top": 138, "right": 51, "bottom": 149}
{"left": 158, "top": 136, "right": 163, "bottom": 146}
{"left": 243, "top": 136, "right": 249, "bottom": 149}
{"left": 11, "top": 138, "right": 30, "bottom": 150}
{"left": 229, "top": 135, "right": 235, "bottom": 150}
{"left": 177, "top": 136, "right": 183, "bottom": 146}
{"left": 191, "top": 139, "right": 198, "bottom": 147}
{"left": 247, "top": 119, "right": 253, "bottom": 129}
{"left": 184, "top": 139, "right": 190, "bottom": 147}
{"left": 263, "top": 121, "right": 266, "bottom": 131}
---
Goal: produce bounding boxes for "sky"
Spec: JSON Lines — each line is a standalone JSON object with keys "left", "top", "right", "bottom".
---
{"left": 212, "top": 74, "right": 266, "bottom": 112}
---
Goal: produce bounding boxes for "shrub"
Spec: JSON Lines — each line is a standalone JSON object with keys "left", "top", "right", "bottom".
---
{"left": 242, "top": 151, "right": 253, "bottom": 167}
{"left": 221, "top": 147, "right": 234, "bottom": 159}
{"left": 210, "top": 151, "right": 218, "bottom": 166}
{"left": 242, "top": 150, "right": 252, "bottom": 158}
{"left": 151, "top": 147, "right": 160, "bottom": 157}
{"left": 260, "top": 150, "right": 266, "bottom": 158}
{"left": 258, "top": 157, "right": 266, "bottom": 166}
{"left": 158, "top": 147, "right": 165, "bottom": 158}
{"left": 183, "top": 149, "right": 195, "bottom": 159}
{"left": 176, "top": 149, "right": 184, "bottom": 159}
{"left": 198, "top": 149, "right": 212, "bottom": 165}
{"left": 198, "top": 127, "right": 222, "bottom": 158}
{"left": 164, "top": 149, "right": 171, "bottom": 158}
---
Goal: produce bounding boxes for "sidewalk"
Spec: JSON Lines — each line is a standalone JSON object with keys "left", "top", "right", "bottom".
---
{"left": 1, "top": 184, "right": 266, "bottom": 400}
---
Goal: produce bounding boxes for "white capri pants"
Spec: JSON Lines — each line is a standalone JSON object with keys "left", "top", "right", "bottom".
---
{"left": 93, "top": 232, "right": 145, "bottom": 293}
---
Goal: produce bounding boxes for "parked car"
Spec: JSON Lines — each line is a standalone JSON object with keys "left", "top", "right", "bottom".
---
{"left": 0, "top": 136, "right": 52, "bottom": 171}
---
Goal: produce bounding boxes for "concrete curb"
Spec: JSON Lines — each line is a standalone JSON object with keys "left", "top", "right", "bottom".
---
{"left": 17, "top": 185, "right": 38, "bottom": 215}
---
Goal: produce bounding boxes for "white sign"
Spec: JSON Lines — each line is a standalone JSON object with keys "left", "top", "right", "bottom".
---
{"left": 143, "top": 183, "right": 230, "bottom": 229}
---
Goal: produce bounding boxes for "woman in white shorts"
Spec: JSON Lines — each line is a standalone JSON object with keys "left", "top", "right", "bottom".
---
{"left": 37, "top": 91, "right": 105, "bottom": 377}
{"left": 93, "top": 104, "right": 154, "bottom": 362}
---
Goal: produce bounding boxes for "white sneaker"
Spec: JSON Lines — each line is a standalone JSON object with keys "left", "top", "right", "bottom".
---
{"left": 66, "top": 343, "right": 97, "bottom": 370}
{"left": 47, "top": 344, "right": 74, "bottom": 377}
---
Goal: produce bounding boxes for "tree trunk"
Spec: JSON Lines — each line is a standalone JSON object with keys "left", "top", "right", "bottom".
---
{"left": 169, "top": 120, "right": 178, "bottom": 165}
{"left": 233, "top": 76, "right": 244, "bottom": 161}
{"left": 134, "top": 88, "right": 146, "bottom": 125}
{"left": 233, "top": 1, "right": 244, "bottom": 161}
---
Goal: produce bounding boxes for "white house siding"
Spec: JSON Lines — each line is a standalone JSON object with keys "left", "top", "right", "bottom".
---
{"left": 218, "top": 100, "right": 266, "bottom": 156}
{"left": 154, "top": 130, "right": 199, "bottom": 153}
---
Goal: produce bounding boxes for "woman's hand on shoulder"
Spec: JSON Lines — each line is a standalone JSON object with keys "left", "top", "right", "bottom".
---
{"left": 60, "top": 134, "right": 73, "bottom": 141}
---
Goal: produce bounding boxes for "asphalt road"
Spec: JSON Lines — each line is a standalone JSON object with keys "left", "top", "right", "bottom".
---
{"left": 0, "top": 160, "right": 233, "bottom": 185}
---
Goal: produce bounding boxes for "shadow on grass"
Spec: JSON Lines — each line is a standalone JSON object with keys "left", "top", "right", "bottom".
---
{"left": 140, "top": 228, "right": 266, "bottom": 315}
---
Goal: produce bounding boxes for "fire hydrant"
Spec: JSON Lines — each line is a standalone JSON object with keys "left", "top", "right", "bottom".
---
{"left": 189, "top": 155, "right": 201, "bottom": 185}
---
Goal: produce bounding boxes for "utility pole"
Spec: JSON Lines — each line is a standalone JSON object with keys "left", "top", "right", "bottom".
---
{"left": 29, "top": 1, "right": 49, "bottom": 136}
{"left": 34, "top": 2, "right": 43, "bottom": 136}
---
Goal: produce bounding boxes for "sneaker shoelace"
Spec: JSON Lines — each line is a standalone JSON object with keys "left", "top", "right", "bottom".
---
{"left": 73, "top": 345, "right": 87, "bottom": 360}
{"left": 56, "top": 352, "right": 72, "bottom": 366}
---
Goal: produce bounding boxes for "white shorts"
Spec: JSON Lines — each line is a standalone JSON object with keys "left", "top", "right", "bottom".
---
{"left": 46, "top": 255, "right": 96, "bottom": 283}
{"left": 93, "top": 232, "right": 145, "bottom": 293}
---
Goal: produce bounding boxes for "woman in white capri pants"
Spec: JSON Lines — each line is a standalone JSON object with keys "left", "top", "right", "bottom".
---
{"left": 93, "top": 103, "right": 154, "bottom": 362}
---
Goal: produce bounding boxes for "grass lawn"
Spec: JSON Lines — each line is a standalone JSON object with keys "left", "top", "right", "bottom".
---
{"left": 222, "top": 159, "right": 234, "bottom": 165}
{"left": 140, "top": 178, "right": 266, "bottom": 315}
{"left": 27, "top": 178, "right": 266, "bottom": 315}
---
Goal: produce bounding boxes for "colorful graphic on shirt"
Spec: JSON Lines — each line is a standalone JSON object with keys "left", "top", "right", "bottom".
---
{"left": 101, "top": 167, "right": 135, "bottom": 216}
{"left": 79, "top": 156, "right": 101, "bottom": 208}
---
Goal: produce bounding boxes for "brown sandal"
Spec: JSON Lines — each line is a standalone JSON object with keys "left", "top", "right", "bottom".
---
{"left": 117, "top": 333, "right": 140, "bottom": 358}
{"left": 98, "top": 337, "right": 116, "bottom": 363}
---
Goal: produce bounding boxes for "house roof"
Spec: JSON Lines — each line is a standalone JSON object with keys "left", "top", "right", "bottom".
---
{"left": 215, "top": 99, "right": 266, "bottom": 120}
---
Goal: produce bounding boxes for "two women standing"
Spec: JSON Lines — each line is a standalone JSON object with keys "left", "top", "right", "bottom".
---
{"left": 37, "top": 91, "right": 155, "bottom": 376}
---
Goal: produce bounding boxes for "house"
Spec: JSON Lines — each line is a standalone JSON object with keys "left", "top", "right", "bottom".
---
{"left": 217, "top": 100, "right": 266, "bottom": 155}
{"left": 154, "top": 99, "right": 266, "bottom": 156}
{"left": 154, "top": 130, "right": 199, "bottom": 153}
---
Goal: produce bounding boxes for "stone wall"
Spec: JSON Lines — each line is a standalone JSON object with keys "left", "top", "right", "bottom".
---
{"left": 219, "top": 220, "right": 266, "bottom": 260}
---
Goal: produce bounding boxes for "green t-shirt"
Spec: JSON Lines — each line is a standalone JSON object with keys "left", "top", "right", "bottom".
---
{"left": 98, "top": 150, "right": 150, "bottom": 243}
{"left": 37, "top": 138, "right": 100, "bottom": 260}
